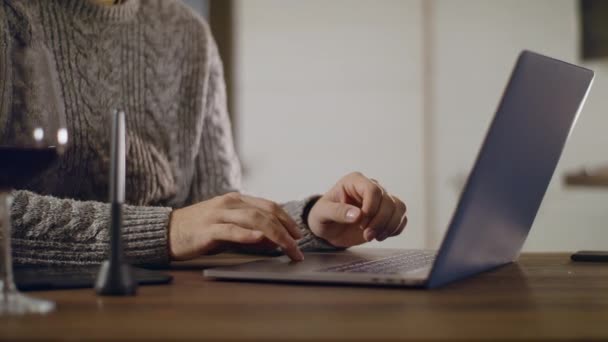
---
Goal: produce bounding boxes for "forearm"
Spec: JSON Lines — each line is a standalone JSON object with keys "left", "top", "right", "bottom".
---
{"left": 10, "top": 190, "right": 171, "bottom": 266}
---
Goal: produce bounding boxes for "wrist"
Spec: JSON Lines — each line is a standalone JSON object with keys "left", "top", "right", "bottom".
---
{"left": 167, "top": 207, "right": 186, "bottom": 261}
{"left": 302, "top": 195, "right": 322, "bottom": 229}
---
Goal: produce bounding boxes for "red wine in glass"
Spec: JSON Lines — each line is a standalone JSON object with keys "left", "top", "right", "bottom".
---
{"left": 0, "top": 126, "right": 68, "bottom": 314}
{"left": 0, "top": 147, "right": 59, "bottom": 191}
{"left": 1, "top": 40, "right": 69, "bottom": 314}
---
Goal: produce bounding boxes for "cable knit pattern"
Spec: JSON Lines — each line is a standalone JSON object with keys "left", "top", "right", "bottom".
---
{"left": 0, "top": 0, "right": 335, "bottom": 266}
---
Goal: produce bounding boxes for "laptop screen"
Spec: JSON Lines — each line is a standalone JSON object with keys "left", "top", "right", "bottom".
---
{"left": 428, "top": 51, "right": 594, "bottom": 288}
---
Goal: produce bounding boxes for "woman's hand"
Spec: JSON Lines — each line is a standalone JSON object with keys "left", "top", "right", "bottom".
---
{"left": 307, "top": 172, "right": 408, "bottom": 248}
{"left": 168, "top": 192, "right": 304, "bottom": 261}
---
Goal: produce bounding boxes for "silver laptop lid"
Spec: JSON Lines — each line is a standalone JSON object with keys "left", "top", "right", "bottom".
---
{"left": 427, "top": 51, "right": 594, "bottom": 288}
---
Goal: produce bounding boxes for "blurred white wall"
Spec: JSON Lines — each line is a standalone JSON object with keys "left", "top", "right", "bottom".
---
{"left": 234, "top": 0, "right": 427, "bottom": 249}
{"left": 430, "top": 0, "right": 608, "bottom": 251}
{"left": 233, "top": 0, "right": 608, "bottom": 251}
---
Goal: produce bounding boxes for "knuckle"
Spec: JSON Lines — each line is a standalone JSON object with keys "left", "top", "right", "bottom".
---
{"left": 225, "top": 192, "right": 241, "bottom": 201}
{"left": 262, "top": 215, "right": 279, "bottom": 230}
{"left": 394, "top": 197, "right": 406, "bottom": 212}
{"left": 217, "top": 192, "right": 239, "bottom": 205}
{"left": 213, "top": 195, "right": 227, "bottom": 206}
{"left": 269, "top": 216, "right": 282, "bottom": 228}
{"left": 265, "top": 229, "right": 282, "bottom": 243}
{"left": 391, "top": 194, "right": 404, "bottom": 206}
{"left": 261, "top": 199, "right": 281, "bottom": 215}
{"left": 370, "top": 178, "right": 383, "bottom": 189}
{"left": 378, "top": 180, "right": 387, "bottom": 192}
{"left": 350, "top": 171, "right": 365, "bottom": 179}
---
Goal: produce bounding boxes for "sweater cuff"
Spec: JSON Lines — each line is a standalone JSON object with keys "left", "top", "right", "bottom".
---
{"left": 122, "top": 204, "right": 172, "bottom": 266}
{"left": 10, "top": 190, "right": 172, "bottom": 267}
{"left": 282, "top": 196, "right": 342, "bottom": 252}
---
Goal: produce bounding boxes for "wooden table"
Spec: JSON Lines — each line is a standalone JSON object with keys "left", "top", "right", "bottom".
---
{"left": 0, "top": 253, "right": 607, "bottom": 341}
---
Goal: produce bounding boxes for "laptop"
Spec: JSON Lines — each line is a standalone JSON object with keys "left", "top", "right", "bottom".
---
{"left": 204, "top": 51, "right": 594, "bottom": 288}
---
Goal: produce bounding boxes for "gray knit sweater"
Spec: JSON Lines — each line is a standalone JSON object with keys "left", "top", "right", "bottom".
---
{"left": 0, "top": 0, "right": 332, "bottom": 266}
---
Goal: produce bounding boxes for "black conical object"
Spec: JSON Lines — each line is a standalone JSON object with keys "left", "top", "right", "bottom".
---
{"left": 95, "top": 110, "right": 137, "bottom": 296}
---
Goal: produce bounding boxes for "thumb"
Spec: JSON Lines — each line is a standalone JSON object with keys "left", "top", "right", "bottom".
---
{"left": 313, "top": 200, "right": 362, "bottom": 224}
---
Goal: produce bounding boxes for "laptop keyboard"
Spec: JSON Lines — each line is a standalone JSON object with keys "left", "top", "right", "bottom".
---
{"left": 318, "top": 251, "right": 436, "bottom": 274}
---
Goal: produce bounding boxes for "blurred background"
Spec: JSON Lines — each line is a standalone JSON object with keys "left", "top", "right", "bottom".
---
{"left": 184, "top": 0, "right": 608, "bottom": 252}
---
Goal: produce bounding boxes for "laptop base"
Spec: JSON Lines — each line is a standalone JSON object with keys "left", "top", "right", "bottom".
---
{"left": 204, "top": 249, "right": 432, "bottom": 288}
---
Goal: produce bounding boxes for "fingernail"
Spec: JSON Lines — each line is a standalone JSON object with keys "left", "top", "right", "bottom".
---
{"left": 346, "top": 208, "right": 360, "bottom": 222}
{"left": 296, "top": 250, "right": 305, "bottom": 261}
{"left": 251, "top": 231, "right": 264, "bottom": 239}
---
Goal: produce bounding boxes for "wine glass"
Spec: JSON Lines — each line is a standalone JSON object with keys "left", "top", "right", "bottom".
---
{"left": 0, "top": 92, "right": 68, "bottom": 314}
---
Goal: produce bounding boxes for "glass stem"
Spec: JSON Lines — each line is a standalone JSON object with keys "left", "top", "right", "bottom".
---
{"left": 0, "top": 192, "right": 16, "bottom": 295}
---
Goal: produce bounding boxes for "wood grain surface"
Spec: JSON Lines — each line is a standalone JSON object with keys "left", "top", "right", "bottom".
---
{"left": 0, "top": 253, "right": 606, "bottom": 341}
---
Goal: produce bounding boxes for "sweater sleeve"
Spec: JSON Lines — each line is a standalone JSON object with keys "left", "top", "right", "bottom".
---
{"left": 188, "top": 31, "right": 338, "bottom": 252}
{"left": 10, "top": 191, "right": 171, "bottom": 266}
{"left": 1, "top": 4, "right": 171, "bottom": 267}
{"left": 0, "top": 3, "right": 10, "bottom": 136}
